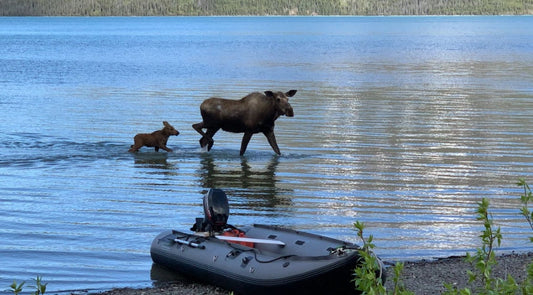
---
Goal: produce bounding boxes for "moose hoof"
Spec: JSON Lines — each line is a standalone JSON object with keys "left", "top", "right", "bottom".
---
{"left": 200, "top": 137, "right": 214, "bottom": 150}
{"left": 199, "top": 137, "right": 208, "bottom": 148}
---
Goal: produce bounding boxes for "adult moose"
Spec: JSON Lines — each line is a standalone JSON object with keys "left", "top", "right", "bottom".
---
{"left": 192, "top": 90, "right": 297, "bottom": 156}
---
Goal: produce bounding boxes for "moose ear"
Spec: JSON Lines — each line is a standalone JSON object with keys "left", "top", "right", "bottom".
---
{"left": 286, "top": 90, "right": 297, "bottom": 97}
{"left": 163, "top": 121, "right": 169, "bottom": 126}
{"left": 264, "top": 91, "right": 274, "bottom": 97}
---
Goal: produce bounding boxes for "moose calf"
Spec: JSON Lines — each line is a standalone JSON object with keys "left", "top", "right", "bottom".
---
{"left": 128, "top": 121, "right": 179, "bottom": 152}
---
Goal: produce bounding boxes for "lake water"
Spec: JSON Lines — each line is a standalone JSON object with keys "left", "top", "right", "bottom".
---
{"left": 0, "top": 16, "right": 532, "bottom": 293}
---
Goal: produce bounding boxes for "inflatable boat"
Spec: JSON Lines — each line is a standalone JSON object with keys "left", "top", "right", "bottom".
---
{"left": 150, "top": 189, "right": 385, "bottom": 295}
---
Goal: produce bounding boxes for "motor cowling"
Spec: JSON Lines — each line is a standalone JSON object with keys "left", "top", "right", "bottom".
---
{"left": 202, "top": 188, "right": 229, "bottom": 232}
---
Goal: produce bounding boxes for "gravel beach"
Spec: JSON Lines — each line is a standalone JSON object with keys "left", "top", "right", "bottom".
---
{"left": 97, "top": 252, "right": 532, "bottom": 295}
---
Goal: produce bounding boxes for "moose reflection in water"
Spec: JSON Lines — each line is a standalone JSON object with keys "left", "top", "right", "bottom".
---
{"left": 192, "top": 90, "right": 297, "bottom": 155}
{"left": 132, "top": 152, "right": 179, "bottom": 178}
{"left": 197, "top": 153, "right": 293, "bottom": 209}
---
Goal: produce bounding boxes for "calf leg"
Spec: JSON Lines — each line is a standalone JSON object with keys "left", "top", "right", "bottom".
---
{"left": 240, "top": 132, "right": 253, "bottom": 156}
{"left": 263, "top": 130, "right": 281, "bottom": 155}
{"left": 128, "top": 139, "right": 142, "bottom": 152}
{"left": 159, "top": 138, "right": 172, "bottom": 152}
{"left": 159, "top": 146, "right": 173, "bottom": 152}
{"left": 129, "top": 144, "right": 141, "bottom": 152}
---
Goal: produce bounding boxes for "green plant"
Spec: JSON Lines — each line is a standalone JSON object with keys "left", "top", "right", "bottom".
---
{"left": 353, "top": 179, "right": 533, "bottom": 295}
{"left": 467, "top": 198, "right": 503, "bottom": 288}
{"left": 353, "top": 221, "right": 386, "bottom": 294}
{"left": 444, "top": 196, "right": 529, "bottom": 294}
{"left": 8, "top": 276, "right": 46, "bottom": 295}
{"left": 32, "top": 276, "right": 47, "bottom": 295}
{"left": 391, "top": 262, "right": 411, "bottom": 295}
{"left": 518, "top": 179, "right": 533, "bottom": 294}
{"left": 9, "top": 281, "right": 24, "bottom": 295}
{"left": 518, "top": 179, "right": 533, "bottom": 239}
{"left": 352, "top": 221, "right": 413, "bottom": 295}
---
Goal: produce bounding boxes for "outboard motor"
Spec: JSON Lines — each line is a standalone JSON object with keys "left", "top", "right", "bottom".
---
{"left": 192, "top": 189, "right": 230, "bottom": 233}
{"left": 203, "top": 188, "right": 230, "bottom": 231}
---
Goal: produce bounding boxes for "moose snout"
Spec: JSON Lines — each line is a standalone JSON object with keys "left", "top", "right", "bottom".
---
{"left": 286, "top": 106, "right": 294, "bottom": 117}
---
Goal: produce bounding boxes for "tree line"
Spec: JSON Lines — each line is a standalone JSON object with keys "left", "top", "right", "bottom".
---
{"left": 1, "top": 0, "right": 532, "bottom": 16}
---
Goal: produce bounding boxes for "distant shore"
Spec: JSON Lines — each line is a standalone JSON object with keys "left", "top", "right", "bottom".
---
{"left": 1, "top": 0, "right": 532, "bottom": 17}
{"left": 97, "top": 252, "right": 533, "bottom": 295}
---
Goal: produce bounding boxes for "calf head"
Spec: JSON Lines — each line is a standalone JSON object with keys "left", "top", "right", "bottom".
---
{"left": 265, "top": 89, "right": 297, "bottom": 117}
{"left": 162, "top": 121, "right": 180, "bottom": 136}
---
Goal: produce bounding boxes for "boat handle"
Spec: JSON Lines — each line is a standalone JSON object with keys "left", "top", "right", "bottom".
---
{"left": 174, "top": 238, "right": 206, "bottom": 249}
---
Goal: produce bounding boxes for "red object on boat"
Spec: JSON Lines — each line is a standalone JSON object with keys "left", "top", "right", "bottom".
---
{"left": 222, "top": 229, "right": 254, "bottom": 247}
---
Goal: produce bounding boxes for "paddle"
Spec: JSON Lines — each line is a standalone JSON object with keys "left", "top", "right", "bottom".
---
{"left": 215, "top": 235, "right": 286, "bottom": 246}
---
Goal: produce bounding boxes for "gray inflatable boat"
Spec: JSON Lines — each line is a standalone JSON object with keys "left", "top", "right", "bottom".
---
{"left": 150, "top": 189, "right": 385, "bottom": 295}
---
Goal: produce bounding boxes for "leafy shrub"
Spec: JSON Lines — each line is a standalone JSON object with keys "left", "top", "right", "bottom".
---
{"left": 353, "top": 179, "right": 533, "bottom": 295}
{"left": 353, "top": 221, "right": 413, "bottom": 295}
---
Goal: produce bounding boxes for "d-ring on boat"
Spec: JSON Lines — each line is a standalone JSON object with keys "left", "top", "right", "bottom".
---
{"left": 150, "top": 189, "right": 385, "bottom": 295}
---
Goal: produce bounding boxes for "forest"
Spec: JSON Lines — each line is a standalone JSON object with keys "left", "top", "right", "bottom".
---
{"left": 1, "top": 0, "right": 532, "bottom": 16}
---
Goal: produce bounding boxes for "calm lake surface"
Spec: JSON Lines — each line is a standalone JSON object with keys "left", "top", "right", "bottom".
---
{"left": 1, "top": 16, "right": 532, "bottom": 293}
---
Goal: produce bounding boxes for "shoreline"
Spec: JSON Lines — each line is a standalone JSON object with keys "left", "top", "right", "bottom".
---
{"left": 96, "top": 252, "right": 533, "bottom": 295}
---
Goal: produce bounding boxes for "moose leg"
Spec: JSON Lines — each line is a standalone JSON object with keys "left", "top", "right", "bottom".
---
{"left": 193, "top": 122, "right": 217, "bottom": 150}
{"left": 193, "top": 122, "right": 208, "bottom": 146}
{"left": 192, "top": 122, "right": 206, "bottom": 137}
{"left": 128, "top": 144, "right": 141, "bottom": 152}
{"left": 204, "top": 128, "right": 218, "bottom": 151}
{"left": 263, "top": 130, "right": 281, "bottom": 155}
{"left": 240, "top": 132, "right": 253, "bottom": 156}
{"left": 128, "top": 137, "right": 142, "bottom": 152}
